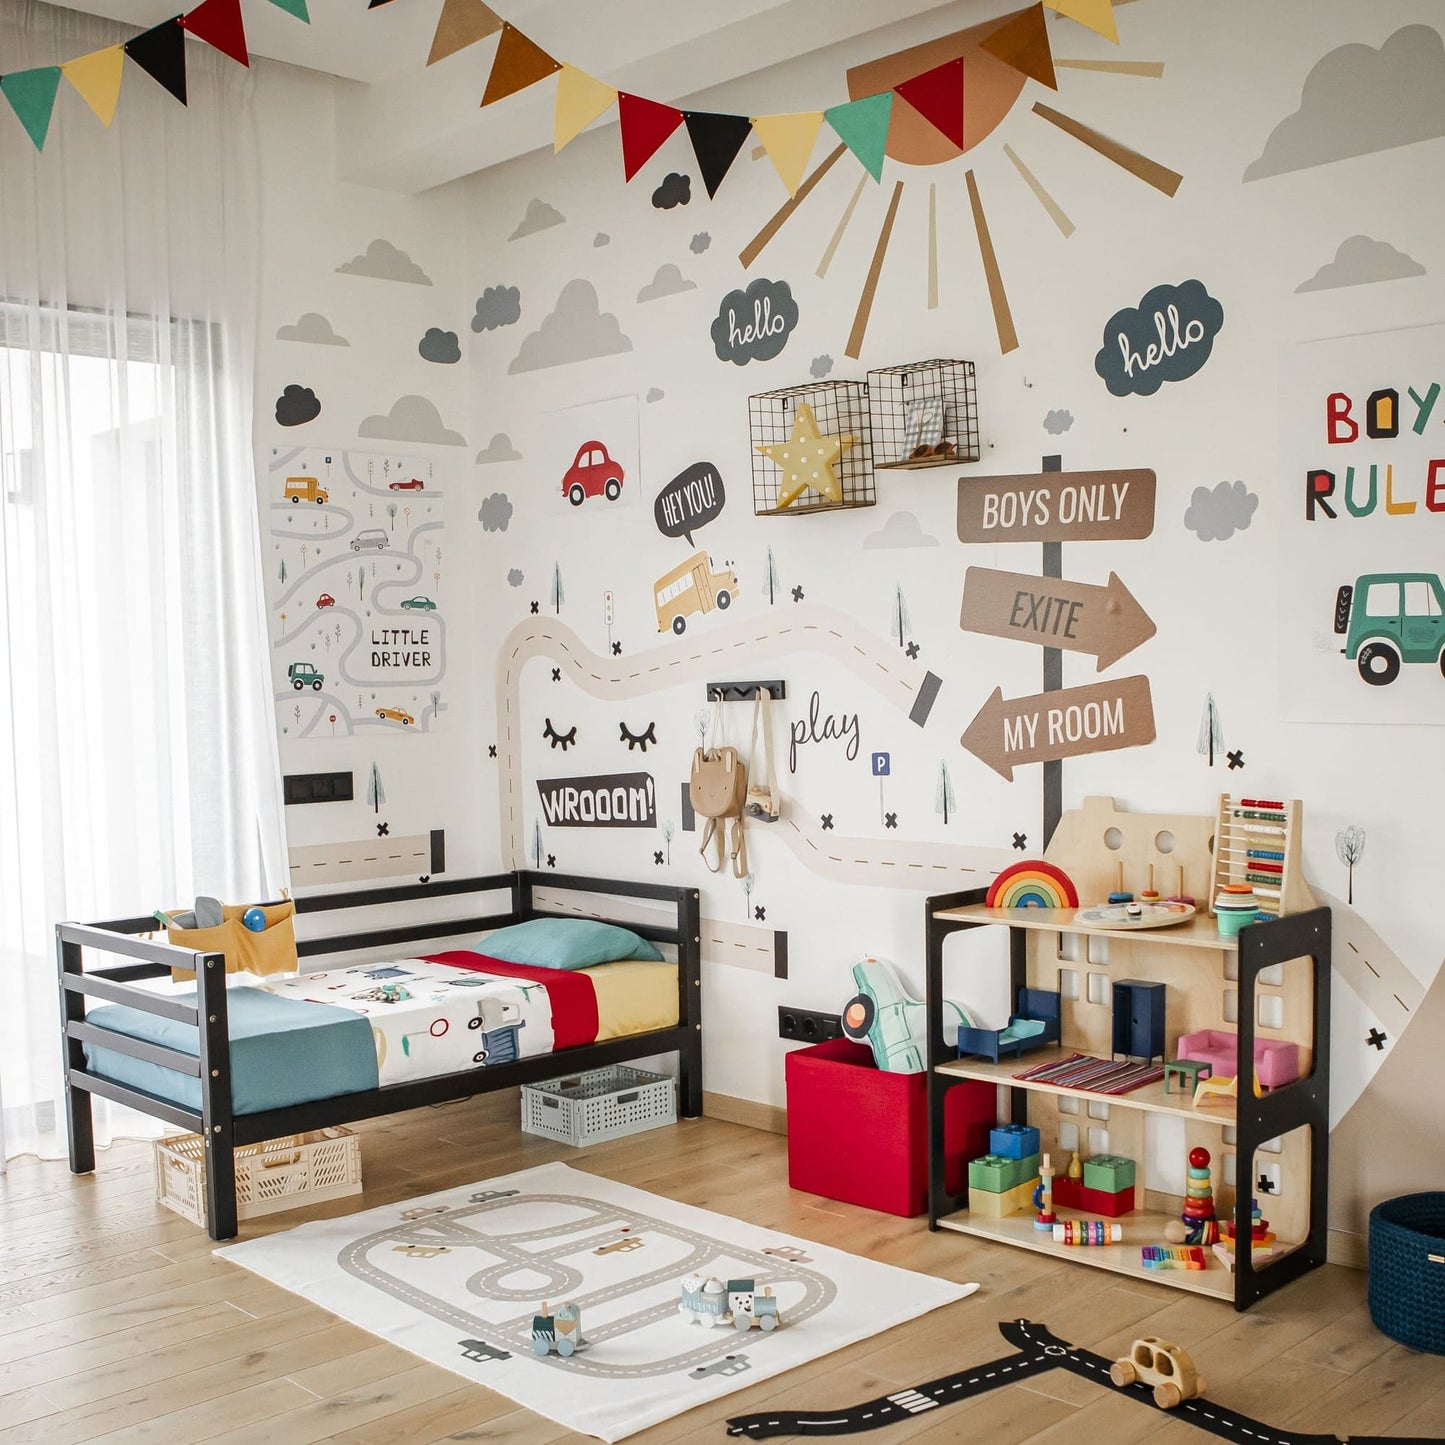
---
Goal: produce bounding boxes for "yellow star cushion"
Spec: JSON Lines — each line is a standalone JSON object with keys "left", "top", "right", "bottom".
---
{"left": 757, "top": 401, "right": 857, "bottom": 508}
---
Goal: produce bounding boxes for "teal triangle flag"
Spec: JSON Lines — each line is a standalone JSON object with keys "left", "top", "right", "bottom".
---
{"left": 824, "top": 91, "right": 893, "bottom": 182}
{"left": 1, "top": 66, "right": 63, "bottom": 151}
{"left": 265, "top": 0, "right": 310, "bottom": 20}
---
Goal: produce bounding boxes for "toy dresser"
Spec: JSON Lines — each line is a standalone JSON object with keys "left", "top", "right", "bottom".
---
{"left": 786, "top": 1038, "right": 991, "bottom": 1217}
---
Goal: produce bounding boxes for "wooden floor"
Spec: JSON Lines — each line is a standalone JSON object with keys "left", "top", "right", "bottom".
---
{"left": 2, "top": 1095, "right": 1443, "bottom": 1444}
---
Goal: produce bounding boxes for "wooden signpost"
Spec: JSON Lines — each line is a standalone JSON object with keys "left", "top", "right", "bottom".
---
{"left": 957, "top": 460, "right": 1158, "bottom": 843}
{"left": 960, "top": 566, "right": 1156, "bottom": 669}
{"left": 960, "top": 676, "right": 1156, "bottom": 782}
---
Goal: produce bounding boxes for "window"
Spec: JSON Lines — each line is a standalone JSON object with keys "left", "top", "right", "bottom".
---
{"left": 1403, "top": 580, "right": 1441, "bottom": 617}
{"left": 1363, "top": 581, "right": 1400, "bottom": 616}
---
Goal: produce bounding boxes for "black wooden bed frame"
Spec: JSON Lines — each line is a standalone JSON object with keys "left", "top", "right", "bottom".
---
{"left": 57, "top": 870, "right": 702, "bottom": 1240}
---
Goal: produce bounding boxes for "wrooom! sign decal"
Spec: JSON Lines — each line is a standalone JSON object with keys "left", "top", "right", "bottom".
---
{"left": 537, "top": 773, "right": 657, "bottom": 828}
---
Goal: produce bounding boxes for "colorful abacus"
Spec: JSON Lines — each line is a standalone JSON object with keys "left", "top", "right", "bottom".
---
{"left": 1182, "top": 1146, "right": 1220, "bottom": 1246}
{"left": 1141, "top": 1245, "right": 1207, "bottom": 1270}
{"left": 1052, "top": 1220, "right": 1122, "bottom": 1245}
{"left": 1211, "top": 794, "right": 1307, "bottom": 920}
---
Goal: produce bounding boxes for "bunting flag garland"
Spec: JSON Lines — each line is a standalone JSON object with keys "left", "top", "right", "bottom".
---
{"left": 617, "top": 91, "right": 682, "bottom": 182}
{"left": 893, "top": 55, "right": 964, "bottom": 149}
{"left": 124, "top": 16, "right": 188, "bottom": 107}
{"left": 61, "top": 46, "right": 125, "bottom": 128}
{"left": 981, "top": 3, "right": 1058, "bottom": 90}
{"left": 428, "top": 0, "right": 502, "bottom": 67}
{"left": 181, "top": 0, "right": 250, "bottom": 68}
{"left": 481, "top": 22, "right": 560, "bottom": 107}
{"left": 554, "top": 63, "right": 616, "bottom": 152}
{"left": 751, "top": 111, "right": 825, "bottom": 197}
{"left": 1044, "top": 0, "right": 1118, "bottom": 44}
{"left": 823, "top": 92, "right": 892, "bottom": 182}
{"left": 264, "top": 0, "right": 310, "bottom": 20}
{"left": 1, "top": 66, "right": 62, "bottom": 151}
{"left": 683, "top": 110, "right": 752, "bottom": 198}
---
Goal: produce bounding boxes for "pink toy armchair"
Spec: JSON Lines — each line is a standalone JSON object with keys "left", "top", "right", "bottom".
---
{"left": 1176, "top": 1029, "right": 1300, "bottom": 1090}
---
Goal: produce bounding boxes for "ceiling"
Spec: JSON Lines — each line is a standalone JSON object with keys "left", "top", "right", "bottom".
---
{"left": 50, "top": 0, "right": 1014, "bottom": 192}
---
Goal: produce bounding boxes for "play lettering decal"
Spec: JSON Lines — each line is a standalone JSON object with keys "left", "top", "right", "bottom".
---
{"left": 710, "top": 277, "right": 798, "bottom": 366}
{"left": 654, "top": 462, "right": 725, "bottom": 545}
{"left": 537, "top": 772, "right": 657, "bottom": 828}
{"left": 1094, "top": 280, "right": 1224, "bottom": 398}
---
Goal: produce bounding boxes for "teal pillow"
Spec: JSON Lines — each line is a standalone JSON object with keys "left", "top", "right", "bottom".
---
{"left": 478, "top": 917, "right": 663, "bottom": 970}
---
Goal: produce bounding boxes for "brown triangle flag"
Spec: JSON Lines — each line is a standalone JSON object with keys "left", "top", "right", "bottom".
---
{"left": 481, "top": 22, "right": 561, "bottom": 106}
{"left": 980, "top": 3, "right": 1057, "bottom": 90}
{"left": 428, "top": 0, "right": 502, "bottom": 67}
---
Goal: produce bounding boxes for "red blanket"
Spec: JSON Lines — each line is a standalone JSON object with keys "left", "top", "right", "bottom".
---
{"left": 423, "top": 951, "right": 600, "bottom": 1051}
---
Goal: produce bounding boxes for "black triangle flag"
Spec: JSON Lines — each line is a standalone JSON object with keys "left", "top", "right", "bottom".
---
{"left": 684, "top": 110, "right": 753, "bottom": 199}
{"left": 125, "top": 16, "right": 187, "bottom": 106}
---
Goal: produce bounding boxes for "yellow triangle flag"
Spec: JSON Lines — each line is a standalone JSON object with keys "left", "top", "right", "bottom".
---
{"left": 1044, "top": 0, "right": 1118, "bottom": 44}
{"left": 61, "top": 45, "right": 124, "bottom": 128}
{"left": 751, "top": 111, "right": 825, "bottom": 197}
{"left": 554, "top": 64, "right": 616, "bottom": 153}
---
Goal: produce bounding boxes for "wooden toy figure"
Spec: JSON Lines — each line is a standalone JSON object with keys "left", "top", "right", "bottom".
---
{"left": 1110, "top": 1336, "right": 1206, "bottom": 1409}
{"left": 1034, "top": 1153, "right": 1056, "bottom": 1232}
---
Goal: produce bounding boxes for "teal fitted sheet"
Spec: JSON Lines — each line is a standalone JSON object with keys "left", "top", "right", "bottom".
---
{"left": 82, "top": 986, "right": 379, "bottom": 1115}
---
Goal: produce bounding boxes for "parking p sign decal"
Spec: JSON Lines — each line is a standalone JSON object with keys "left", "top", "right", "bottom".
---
{"left": 872, "top": 752, "right": 891, "bottom": 777}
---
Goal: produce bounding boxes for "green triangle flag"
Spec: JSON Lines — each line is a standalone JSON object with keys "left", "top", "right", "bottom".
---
{"left": 1, "top": 66, "right": 63, "bottom": 151}
{"left": 824, "top": 91, "right": 893, "bottom": 182}
{"left": 265, "top": 0, "right": 310, "bottom": 18}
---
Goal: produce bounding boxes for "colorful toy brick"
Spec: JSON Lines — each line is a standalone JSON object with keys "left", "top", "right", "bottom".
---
{"left": 1042, "top": 1177, "right": 1134, "bottom": 1217}
{"left": 968, "top": 1152, "right": 1040, "bottom": 1194}
{"left": 988, "top": 1123, "right": 1040, "bottom": 1160}
{"left": 1082, "top": 1154, "right": 1136, "bottom": 1192}
{"left": 968, "top": 1175, "right": 1040, "bottom": 1219}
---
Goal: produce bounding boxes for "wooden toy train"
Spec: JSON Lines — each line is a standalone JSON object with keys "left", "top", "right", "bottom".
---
{"left": 679, "top": 1275, "right": 782, "bottom": 1331}
{"left": 532, "top": 1300, "right": 584, "bottom": 1356}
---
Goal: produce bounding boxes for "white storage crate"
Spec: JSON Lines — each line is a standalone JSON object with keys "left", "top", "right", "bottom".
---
{"left": 154, "top": 1127, "right": 362, "bottom": 1225}
{"left": 522, "top": 1066, "right": 677, "bottom": 1147}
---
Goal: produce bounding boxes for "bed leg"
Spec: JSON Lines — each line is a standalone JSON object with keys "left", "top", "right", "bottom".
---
{"left": 196, "top": 951, "right": 238, "bottom": 1240}
{"left": 205, "top": 1127, "right": 238, "bottom": 1241}
{"left": 58, "top": 934, "right": 95, "bottom": 1173}
{"left": 680, "top": 1033, "right": 703, "bottom": 1119}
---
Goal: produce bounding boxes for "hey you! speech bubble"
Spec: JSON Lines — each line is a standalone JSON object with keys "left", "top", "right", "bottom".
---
{"left": 1094, "top": 279, "right": 1224, "bottom": 398}
{"left": 710, "top": 277, "right": 798, "bottom": 366}
{"left": 655, "top": 462, "right": 725, "bottom": 546}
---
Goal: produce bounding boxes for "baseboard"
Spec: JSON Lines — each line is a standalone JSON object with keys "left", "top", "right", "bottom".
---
{"left": 703, "top": 1091, "right": 787, "bottom": 1135}
{"left": 1328, "top": 1228, "right": 1367, "bottom": 1271}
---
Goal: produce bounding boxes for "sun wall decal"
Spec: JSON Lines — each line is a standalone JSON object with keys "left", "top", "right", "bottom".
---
{"left": 738, "top": 0, "right": 1179, "bottom": 357}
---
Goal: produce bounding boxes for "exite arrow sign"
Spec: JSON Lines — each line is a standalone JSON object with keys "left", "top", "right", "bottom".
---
{"left": 961, "top": 676, "right": 1156, "bottom": 781}
{"left": 960, "top": 567, "right": 1157, "bottom": 670}
{"left": 957, "top": 469, "right": 1156, "bottom": 543}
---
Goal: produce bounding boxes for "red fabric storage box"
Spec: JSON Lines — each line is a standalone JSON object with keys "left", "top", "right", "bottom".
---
{"left": 785, "top": 1038, "right": 993, "bottom": 1218}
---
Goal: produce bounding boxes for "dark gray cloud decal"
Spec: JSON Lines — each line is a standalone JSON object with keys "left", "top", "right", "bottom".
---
{"left": 418, "top": 328, "right": 461, "bottom": 364}
{"left": 710, "top": 277, "right": 798, "bottom": 366}
{"left": 1094, "top": 280, "right": 1224, "bottom": 398}
{"left": 275, "top": 384, "right": 321, "bottom": 426}
{"left": 652, "top": 172, "right": 691, "bottom": 209}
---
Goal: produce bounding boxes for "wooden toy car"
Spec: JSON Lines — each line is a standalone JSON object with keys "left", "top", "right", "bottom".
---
{"left": 532, "top": 1301, "right": 583, "bottom": 1357}
{"left": 1109, "top": 1336, "right": 1205, "bottom": 1408}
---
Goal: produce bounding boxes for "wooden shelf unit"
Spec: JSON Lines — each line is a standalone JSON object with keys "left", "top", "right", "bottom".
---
{"left": 924, "top": 801, "right": 1331, "bottom": 1312}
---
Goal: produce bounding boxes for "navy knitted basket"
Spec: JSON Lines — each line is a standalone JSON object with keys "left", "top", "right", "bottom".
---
{"left": 1368, "top": 1193, "right": 1445, "bottom": 1354}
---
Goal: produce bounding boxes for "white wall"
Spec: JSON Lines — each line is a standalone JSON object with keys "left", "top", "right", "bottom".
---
{"left": 252, "top": 1, "right": 1445, "bottom": 1229}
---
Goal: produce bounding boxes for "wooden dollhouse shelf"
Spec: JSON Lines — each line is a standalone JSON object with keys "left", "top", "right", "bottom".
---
{"left": 932, "top": 905, "right": 1237, "bottom": 952}
{"left": 936, "top": 1208, "right": 1301, "bottom": 1301}
{"left": 936, "top": 1047, "right": 1236, "bottom": 1125}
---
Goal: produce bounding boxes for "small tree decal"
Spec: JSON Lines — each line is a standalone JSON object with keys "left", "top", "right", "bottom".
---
{"left": 387, "top": 502, "right": 398, "bottom": 532}
{"left": 1335, "top": 826, "right": 1366, "bottom": 905}
{"left": 551, "top": 562, "right": 565, "bottom": 614}
{"left": 359, "top": 564, "right": 366, "bottom": 601}
{"left": 694, "top": 707, "right": 711, "bottom": 745}
{"left": 366, "top": 761, "right": 385, "bottom": 814}
{"left": 889, "top": 583, "right": 911, "bottom": 647}
{"left": 532, "top": 821, "right": 543, "bottom": 869}
{"left": 741, "top": 872, "right": 754, "bottom": 920}
{"left": 1197, "top": 693, "right": 1224, "bottom": 767}
{"left": 278, "top": 557, "right": 287, "bottom": 584}
{"left": 935, "top": 760, "right": 956, "bottom": 825}
{"left": 663, "top": 819, "right": 675, "bottom": 864}
{"left": 765, "top": 545, "right": 781, "bottom": 605}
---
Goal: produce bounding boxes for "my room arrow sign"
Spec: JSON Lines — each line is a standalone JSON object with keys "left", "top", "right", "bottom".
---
{"left": 960, "top": 567, "right": 1156, "bottom": 670}
{"left": 961, "top": 675, "right": 1156, "bottom": 781}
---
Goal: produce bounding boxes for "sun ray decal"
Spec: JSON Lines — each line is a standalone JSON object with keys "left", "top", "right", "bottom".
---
{"left": 1032, "top": 101, "right": 1182, "bottom": 195}
{"left": 845, "top": 180, "right": 904, "bottom": 360}
{"left": 966, "top": 169, "right": 1019, "bottom": 354}
{"left": 1003, "top": 142, "right": 1075, "bottom": 236}
{"left": 817, "top": 171, "right": 868, "bottom": 279}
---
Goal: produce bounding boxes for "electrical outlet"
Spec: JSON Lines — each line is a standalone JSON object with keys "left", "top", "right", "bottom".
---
{"left": 778, "top": 1006, "right": 843, "bottom": 1043}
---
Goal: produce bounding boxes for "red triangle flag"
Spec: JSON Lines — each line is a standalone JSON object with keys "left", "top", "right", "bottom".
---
{"left": 182, "top": 0, "right": 249, "bottom": 66}
{"left": 618, "top": 92, "right": 683, "bottom": 182}
{"left": 894, "top": 55, "right": 964, "bottom": 150}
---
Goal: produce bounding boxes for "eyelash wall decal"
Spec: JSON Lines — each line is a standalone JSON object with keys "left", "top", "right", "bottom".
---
{"left": 543, "top": 718, "right": 577, "bottom": 751}
{"left": 619, "top": 721, "right": 657, "bottom": 752}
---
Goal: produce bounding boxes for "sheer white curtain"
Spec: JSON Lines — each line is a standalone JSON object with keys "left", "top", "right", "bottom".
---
{"left": 0, "top": 0, "right": 287, "bottom": 1163}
